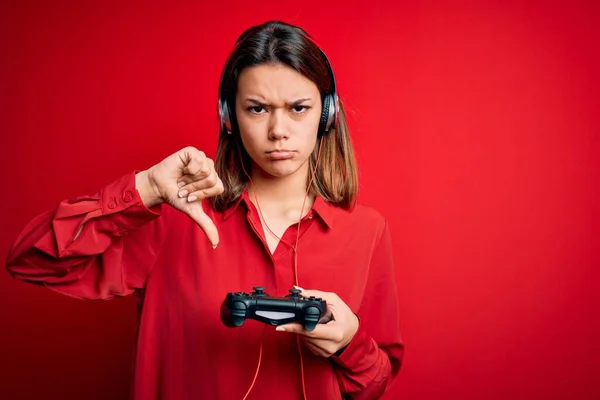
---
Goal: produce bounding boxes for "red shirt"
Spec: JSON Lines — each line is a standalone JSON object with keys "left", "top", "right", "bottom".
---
{"left": 5, "top": 171, "right": 404, "bottom": 399}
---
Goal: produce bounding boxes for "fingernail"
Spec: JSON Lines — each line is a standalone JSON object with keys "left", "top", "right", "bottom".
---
{"left": 177, "top": 181, "right": 185, "bottom": 188}
{"left": 187, "top": 195, "right": 198, "bottom": 202}
{"left": 178, "top": 190, "right": 188, "bottom": 198}
{"left": 294, "top": 285, "right": 304, "bottom": 291}
{"left": 212, "top": 244, "right": 218, "bottom": 249}
{"left": 276, "top": 326, "right": 285, "bottom": 331}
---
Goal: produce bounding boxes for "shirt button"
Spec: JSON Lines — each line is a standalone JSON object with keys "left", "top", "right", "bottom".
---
{"left": 108, "top": 198, "right": 117, "bottom": 209}
{"left": 123, "top": 190, "right": 133, "bottom": 203}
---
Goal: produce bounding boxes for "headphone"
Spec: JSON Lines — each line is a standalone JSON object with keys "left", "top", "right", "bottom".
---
{"left": 218, "top": 36, "right": 339, "bottom": 137}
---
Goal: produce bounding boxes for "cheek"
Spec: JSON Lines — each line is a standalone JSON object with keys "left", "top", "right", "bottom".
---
{"left": 237, "top": 118, "right": 265, "bottom": 153}
{"left": 239, "top": 133, "right": 261, "bottom": 158}
{"left": 299, "top": 116, "right": 320, "bottom": 150}
{"left": 237, "top": 114, "right": 260, "bottom": 135}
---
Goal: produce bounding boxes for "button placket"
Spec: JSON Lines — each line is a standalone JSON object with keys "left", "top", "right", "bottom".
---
{"left": 245, "top": 210, "right": 280, "bottom": 293}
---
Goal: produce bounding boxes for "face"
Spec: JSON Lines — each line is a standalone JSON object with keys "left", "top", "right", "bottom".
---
{"left": 234, "top": 63, "right": 322, "bottom": 180}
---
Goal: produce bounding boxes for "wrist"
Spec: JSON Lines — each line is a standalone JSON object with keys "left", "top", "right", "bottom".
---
{"left": 337, "top": 313, "right": 359, "bottom": 355}
{"left": 135, "top": 169, "right": 163, "bottom": 208}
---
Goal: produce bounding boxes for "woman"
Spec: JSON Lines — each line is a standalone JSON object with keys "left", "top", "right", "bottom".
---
{"left": 6, "top": 20, "right": 404, "bottom": 400}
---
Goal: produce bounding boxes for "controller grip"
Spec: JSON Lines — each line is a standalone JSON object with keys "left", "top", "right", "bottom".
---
{"left": 220, "top": 300, "right": 247, "bottom": 328}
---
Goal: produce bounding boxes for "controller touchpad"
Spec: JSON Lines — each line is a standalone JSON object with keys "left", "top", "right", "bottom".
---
{"left": 255, "top": 311, "right": 295, "bottom": 320}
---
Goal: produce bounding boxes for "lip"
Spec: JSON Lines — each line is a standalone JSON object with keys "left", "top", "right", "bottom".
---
{"left": 266, "top": 150, "right": 295, "bottom": 160}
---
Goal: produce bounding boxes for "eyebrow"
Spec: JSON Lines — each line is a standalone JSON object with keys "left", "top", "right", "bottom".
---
{"left": 244, "top": 98, "right": 312, "bottom": 106}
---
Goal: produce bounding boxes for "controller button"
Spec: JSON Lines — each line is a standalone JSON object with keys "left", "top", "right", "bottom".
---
{"left": 232, "top": 302, "right": 246, "bottom": 310}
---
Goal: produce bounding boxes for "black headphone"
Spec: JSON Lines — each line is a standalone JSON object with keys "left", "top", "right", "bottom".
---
{"left": 218, "top": 37, "right": 339, "bottom": 137}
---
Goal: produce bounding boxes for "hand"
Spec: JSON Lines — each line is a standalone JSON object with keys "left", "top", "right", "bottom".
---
{"left": 135, "top": 146, "right": 224, "bottom": 247}
{"left": 276, "top": 287, "right": 359, "bottom": 358}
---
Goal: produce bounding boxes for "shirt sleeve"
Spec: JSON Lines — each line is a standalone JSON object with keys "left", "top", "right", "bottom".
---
{"left": 4, "top": 171, "right": 170, "bottom": 300}
{"left": 331, "top": 217, "right": 405, "bottom": 399}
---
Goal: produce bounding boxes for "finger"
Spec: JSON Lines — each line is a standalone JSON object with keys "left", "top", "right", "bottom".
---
{"left": 181, "top": 149, "right": 209, "bottom": 178}
{"left": 277, "top": 320, "right": 342, "bottom": 341}
{"left": 276, "top": 323, "right": 304, "bottom": 333}
{"left": 186, "top": 180, "right": 225, "bottom": 202}
{"left": 295, "top": 288, "right": 338, "bottom": 304}
{"left": 184, "top": 202, "right": 219, "bottom": 248}
{"left": 176, "top": 176, "right": 192, "bottom": 188}
{"left": 179, "top": 170, "right": 220, "bottom": 195}
{"left": 292, "top": 287, "right": 336, "bottom": 321}
{"left": 308, "top": 320, "right": 343, "bottom": 341}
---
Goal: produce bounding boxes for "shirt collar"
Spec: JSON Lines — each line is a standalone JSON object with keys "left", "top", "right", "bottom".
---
{"left": 311, "top": 195, "right": 335, "bottom": 229}
{"left": 223, "top": 190, "right": 336, "bottom": 230}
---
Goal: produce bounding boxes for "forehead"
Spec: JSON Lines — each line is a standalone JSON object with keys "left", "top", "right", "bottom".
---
{"left": 236, "top": 63, "right": 318, "bottom": 98}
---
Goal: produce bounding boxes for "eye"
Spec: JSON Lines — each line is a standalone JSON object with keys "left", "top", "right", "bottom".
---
{"left": 291, "top": 105, "right": 309, "bottom": 114}
{"left": 247, "top": 106, "right": 266, "bottom": 114}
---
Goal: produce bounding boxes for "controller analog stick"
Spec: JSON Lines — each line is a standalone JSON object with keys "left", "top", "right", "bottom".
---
{"left": 252, "top": 286, "right": 267, "bottom": 296}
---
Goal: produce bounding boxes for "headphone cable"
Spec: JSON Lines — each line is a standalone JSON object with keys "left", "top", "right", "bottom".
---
{"left": 238, "top": 135, "right": 324, "bottom": 400}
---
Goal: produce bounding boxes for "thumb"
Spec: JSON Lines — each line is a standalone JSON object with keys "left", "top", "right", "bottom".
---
{"left": 185, "top": 201, "right": 219, "bottom": 248}
{"left": 276, "top": 323, "right": 304, "bottom": 333}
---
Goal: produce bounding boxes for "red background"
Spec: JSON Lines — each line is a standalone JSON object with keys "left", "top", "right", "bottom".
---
{"left": 1, "top": 1, "right": 599, "bottom": 399}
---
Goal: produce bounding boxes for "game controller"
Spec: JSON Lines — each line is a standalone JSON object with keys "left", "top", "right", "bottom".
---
{"left": 220, "top": 286, "right": 328, "bottom": 331}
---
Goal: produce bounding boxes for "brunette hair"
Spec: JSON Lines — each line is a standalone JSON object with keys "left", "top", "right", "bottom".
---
{"left": 211, "top": 20, "right": 358, "bottom": 211}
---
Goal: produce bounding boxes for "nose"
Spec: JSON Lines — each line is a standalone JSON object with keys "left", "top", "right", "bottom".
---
{"left": 268, "top": 109, "right": 289, "bottom": 140}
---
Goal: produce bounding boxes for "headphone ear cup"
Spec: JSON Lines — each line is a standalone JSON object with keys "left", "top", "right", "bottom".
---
{"left": 219, "top": 99, "right": 232, "bottom": 135}
{"left": 319, "top": 94, "right": 334, "bottom": 135}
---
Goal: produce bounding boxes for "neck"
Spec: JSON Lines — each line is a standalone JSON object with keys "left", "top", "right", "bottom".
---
{"left": 247, "top": 163, "right": 315, "bottom": 215}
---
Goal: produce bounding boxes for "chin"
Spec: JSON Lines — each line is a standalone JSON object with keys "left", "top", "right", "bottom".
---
{"left": 266, "top": 166, "right": 299, "bottom": 178}
{"left": 259, "top": 161, "right": 304, "bottom": 179}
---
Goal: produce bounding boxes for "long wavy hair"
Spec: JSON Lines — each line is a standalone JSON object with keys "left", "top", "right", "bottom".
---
{"left": 211, "top": 20, "right": 358, "bottom": 212}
